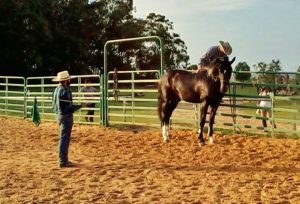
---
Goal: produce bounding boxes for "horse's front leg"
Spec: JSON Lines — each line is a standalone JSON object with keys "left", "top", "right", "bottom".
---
{"left": 160, "top": 99, "right": 170, "bottom": 143}
{"left": 208, "top": 104, "right": 219, "bottom": 144}
{"left": 198, "top": 102, "right": 209, "bottom": 146}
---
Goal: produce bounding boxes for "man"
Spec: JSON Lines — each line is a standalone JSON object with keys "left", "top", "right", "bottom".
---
{"left": 80, "top": 78, "right": 97, "bottom": 122}
{"left": 197, "top": 41, "right": 232, "bottom": 72}
{"left": 52, "top": 70, "right": 82, "bottom": 168}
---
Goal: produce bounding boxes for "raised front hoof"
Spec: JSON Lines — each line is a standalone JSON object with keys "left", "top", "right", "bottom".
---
{"left": 198, "top": 141, "right": 206, "bottom": 147}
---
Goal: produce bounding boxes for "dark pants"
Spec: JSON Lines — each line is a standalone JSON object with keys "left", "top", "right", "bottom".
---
{"left": 86, "top": 103, "right": 95, "bottom": 122}
{"left": 58, "top": 115, "right": 73, "bottom": 165}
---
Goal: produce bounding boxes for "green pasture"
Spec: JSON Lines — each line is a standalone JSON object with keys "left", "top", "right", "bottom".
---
{"left": 232, "top": 85, "right": 257, "bottom": 95}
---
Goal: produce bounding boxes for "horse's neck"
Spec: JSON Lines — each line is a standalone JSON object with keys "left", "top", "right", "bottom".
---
{"left": 206, "top": 70, "right": 219, "bottom": 82}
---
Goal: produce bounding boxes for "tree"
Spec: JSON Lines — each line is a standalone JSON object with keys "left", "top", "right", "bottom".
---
{"left": 0, "top": 0, "right": 27, "bottom": 76}
{"left": 141, "top": 13, "right": 189, "bottom": 70}
{"left": 296, "top": 66, "right": 300, "bottom": 83}
{"left": 269, "top": 59, "right": 282, "bottom": 72}
{"left": 234, "top": 62, "right": 251, "bottom": 82}
{"left": 254, "top": 59, "right": 282, "bottom": 84}
{"left": 295, "top": 66, "right": 300, "bottom": 93}
{"left": 0, "top": 0, "right": 92, "bottom": 76}
{"left": 254, "top": 62, "right": 267, "bottom": 72}
{"left": 103, "top": 12, "right": 189, "bottom": 73}
{"left": 0, "top": 0, "right": 190, "bottom": 77}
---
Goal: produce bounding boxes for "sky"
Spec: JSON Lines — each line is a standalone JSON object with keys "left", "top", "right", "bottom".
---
{"left": 133, "top": 0, "right": 300, "bottom": 71}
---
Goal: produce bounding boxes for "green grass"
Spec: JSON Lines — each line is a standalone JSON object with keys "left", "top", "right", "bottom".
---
{"left": 231, "top": 85, "right": 257, "bottom": 96}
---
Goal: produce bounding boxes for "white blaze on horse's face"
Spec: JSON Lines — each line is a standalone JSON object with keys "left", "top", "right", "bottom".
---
{"left": 219, "top": 60, "right": 234, "bottom": 93}
{"left": 220, "top": 69, "right": 230, "bottom": 93}
{"left": 216, "top": 57, "right": 235, "bottom": 93}
{"left": 218, "top": 70, "right": 226, "bottom": 93}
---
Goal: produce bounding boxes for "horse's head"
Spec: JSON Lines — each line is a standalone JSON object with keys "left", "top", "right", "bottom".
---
{"left": 209, "top": 56, "right": 235, "bottom": 94}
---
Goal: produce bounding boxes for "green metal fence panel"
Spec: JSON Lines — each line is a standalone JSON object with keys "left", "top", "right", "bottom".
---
{"left": 26, "top": 75, "right": 102, "bottom": 125}
{"left": 1, "top": 69, "right": 300, "bottom": 137}
{"left": 102, "top": 69, "right": 300, "bottom": 137}
{"left": 0, "top": 76, "right": 26, "bottom": 118}
{"left": 226, "top": 71, "right": 300, "bottom": 137}
{"left": 103, "top": 36, "right": 164, "bottom": 126}
{"left": 106, "top": 70, "right": 160, "bottom": 126}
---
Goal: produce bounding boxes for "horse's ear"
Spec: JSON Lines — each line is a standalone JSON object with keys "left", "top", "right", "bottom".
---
{"left": 230, "top": 57, "right": 236, "bottom": 64}
{"left": 217, "top": 57, "right": 226, "bottom": 62}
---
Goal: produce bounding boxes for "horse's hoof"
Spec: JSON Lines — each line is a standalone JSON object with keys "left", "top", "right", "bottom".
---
{"left": 209, "top": 137, "right": 214, "bottom": 144}
{"left": 163, "top": 139, "right": 169, "bottom": 143}
{"left": 198, "top": 142, "right": 206, "bottom": 147}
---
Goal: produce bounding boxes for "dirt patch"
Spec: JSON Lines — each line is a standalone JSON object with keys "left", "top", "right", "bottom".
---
{"left": 0, "top": 117, "right": 299, "bottom": 203}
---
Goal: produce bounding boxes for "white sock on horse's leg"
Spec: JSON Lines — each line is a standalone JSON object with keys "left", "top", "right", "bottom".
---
{"left": 162, "top": 125, "right": 169, "bottom": 142}
{"left": 207, "top": 126, "right": 214, "bottom": 144}
{"left": 209, "top": 136, "right": 214, "bottom": 144}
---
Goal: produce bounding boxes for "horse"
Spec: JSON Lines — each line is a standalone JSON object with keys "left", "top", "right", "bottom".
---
{"left": 157, "top": 56, "right": 235, "bottom": 145}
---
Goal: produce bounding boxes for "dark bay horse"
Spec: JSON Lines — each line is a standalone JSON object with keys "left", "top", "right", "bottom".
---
{"left": 158, "top": 57, "right": 235, "bottom": 145}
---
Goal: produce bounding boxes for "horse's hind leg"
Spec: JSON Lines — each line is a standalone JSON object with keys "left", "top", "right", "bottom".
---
{"left": 164, "top": 97, "right": 180, "bottom": 133}
{"left": 158, "top": 89, "right": 170, "bottom": 142}
{"left": 159, "top": 97, "right": 179, "bottom": 143}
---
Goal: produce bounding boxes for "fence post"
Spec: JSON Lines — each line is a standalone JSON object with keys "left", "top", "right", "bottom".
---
{"left": 5, "top": 78, "right": 8, "bottom": 116}
{"left": 233, "top": 82, "right": 237, "bottom": 133}
{"left": 229, "top": 82, "right": 237, "bottom": 133}
{"left": 270, "top": 93, "right": 274, "bottom": 137}
{"left": 24, "top": 78, "right": 27, "bottom": 119}
{"left": 131, "top": 72, "right": 135, "bottom": 124}
{"left": 293, "top": 101, "right": 296, "bottom": 131}
{"left": 100, "top": 74, "right": 103, "bottom": 126}
{"left": 41, "top": 78, "right": 45, "bottom": 119}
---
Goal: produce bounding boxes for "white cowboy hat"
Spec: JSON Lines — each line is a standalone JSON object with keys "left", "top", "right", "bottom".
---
{"left": 52, "top": 70, "right": 75, "bottom": 82}
{"left": 219, "top": 41, "right": 232, "bottom": 55}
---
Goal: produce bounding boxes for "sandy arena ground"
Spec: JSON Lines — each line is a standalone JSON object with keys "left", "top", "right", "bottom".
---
{"left": 0, "top": 117, "right": 299, "bottom": 203}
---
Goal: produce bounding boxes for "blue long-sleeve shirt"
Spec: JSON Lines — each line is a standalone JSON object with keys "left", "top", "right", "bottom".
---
{"left": 52, "top": 85, "right": 81, "bottom": 116}
{"left": 199, "top": 45, "right": 226, "bottom": 67}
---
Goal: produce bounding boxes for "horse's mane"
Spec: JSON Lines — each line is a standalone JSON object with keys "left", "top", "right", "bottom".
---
{"left": 205, "top": 57, "right": 229, "bottom": 79}
{"left": 207, "top": 56, "right": 229, "bottom": 69}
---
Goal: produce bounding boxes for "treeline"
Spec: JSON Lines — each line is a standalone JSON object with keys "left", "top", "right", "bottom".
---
{"left": 0, "top": 0, "right": 189, "bottom": 77}
{"left": 234, "top": 59, "right": 300, "bottom": 95}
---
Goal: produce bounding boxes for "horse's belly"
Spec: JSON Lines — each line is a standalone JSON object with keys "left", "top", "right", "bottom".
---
{"left": 181, "top": 95, "right": 202, "bottom": 103}
{"left": 176, "top": 85, "right": 205, "bottom": 103}
{"left": 183, "top": 99, "right": 201, "bottom": 103}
